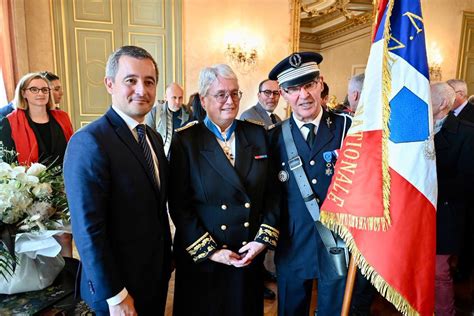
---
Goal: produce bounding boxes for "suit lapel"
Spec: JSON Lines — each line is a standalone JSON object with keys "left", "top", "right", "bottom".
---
{"left": 435, "top": 114, "right": 458, "bottom": 150}
{"left": 310, "top": 111, "right": 334, "bottom": 160}
{"left": 235, "top": 122, "right": 254, "bottom": 181}
{"left": 199, "top": 124, "right": 247, "bottom": 194}
{"left": 106, "top": 108, "right": 158, "bottom": 190}
{"left": 147, "top": 129, "right": 168, "bottom": 202}
{"left": 255, "top": 103, "right": 272, "bottom": 126}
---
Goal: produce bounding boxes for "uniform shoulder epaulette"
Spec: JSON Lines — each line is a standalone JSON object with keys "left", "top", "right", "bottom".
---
{"left": 244, "top": 118, "right": 265, "bottom": 126}
{"left": 175, "top": 120, "right": 199, "bottom": 132}
{"left": 267, "top": 119, "right": 284, "bottom": 130}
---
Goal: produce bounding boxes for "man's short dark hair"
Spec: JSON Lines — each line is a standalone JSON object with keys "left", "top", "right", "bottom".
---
{"left": 40, "top": 71, "right": 60, "bottom": 81}
{"left": 258, "top": 79, "right": 272, "bottom": 92}
{"left": 105, "top": 45, "right": 159, "bottom": 82}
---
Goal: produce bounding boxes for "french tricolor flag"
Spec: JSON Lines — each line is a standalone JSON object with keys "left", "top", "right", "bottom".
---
{"left": 320, "top": 0, "right": 436, "bottom": 315}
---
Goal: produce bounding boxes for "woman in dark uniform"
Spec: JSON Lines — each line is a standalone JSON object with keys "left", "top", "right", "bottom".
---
{"left": 169, "top": 64, "right": 279, "bottom": 316}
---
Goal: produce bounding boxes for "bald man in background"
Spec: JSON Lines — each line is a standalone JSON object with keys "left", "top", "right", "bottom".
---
{"left": 145, "top": 82, "right": 191, "bottom": 156}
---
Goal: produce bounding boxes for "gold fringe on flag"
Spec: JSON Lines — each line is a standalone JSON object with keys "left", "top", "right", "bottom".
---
{"left": 323, "top": 219, "right": 420, "bottom": 316}
{"left": 320, "top": 211, "right": 389, "bottom": 232}
{"left": 381, "top": 0, "right": 394, "bottom": 227}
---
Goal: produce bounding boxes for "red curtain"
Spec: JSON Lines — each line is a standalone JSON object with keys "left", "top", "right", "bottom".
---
{"left": 0, "top": 0, "right": 16, "bottom": 102}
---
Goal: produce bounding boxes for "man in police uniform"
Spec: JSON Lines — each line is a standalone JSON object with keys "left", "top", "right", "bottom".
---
{"left": 268, "top": 52, "right": 351, "bottom": 316}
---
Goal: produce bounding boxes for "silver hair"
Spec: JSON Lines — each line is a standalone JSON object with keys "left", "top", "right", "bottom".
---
{"left": 348, "top": 73, "right": 365, "bottom": 93}
{"left": 446, "top": 79, "right": 467, "bottom": 97}
{"left": 105, "top": 45, "right": 158, "bottom": 82}
{"left": 198, "top": 64, "right": 238, "bottom": 96}
{"left": 431, "top": 82, "right": 456, "bottom": 111}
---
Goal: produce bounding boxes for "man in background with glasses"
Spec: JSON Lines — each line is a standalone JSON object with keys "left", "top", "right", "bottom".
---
{"left": 240, "top": 79, "right": 282, "bottom": 129}
{"left": 268, "top": 52, "right": 351, "bottom": 316}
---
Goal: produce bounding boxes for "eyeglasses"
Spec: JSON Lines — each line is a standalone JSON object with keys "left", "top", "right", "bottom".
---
{"left": 24, "top": 87, "right": 51, "bottom": 94}
{"left": 282, "top": 80, "right": 320, "bottom": 95}
{"left": 259, "top": 90, "right": 280, "bottom": 97}
{"left": 210, "top": 90, "right": 243, "bottom": 103}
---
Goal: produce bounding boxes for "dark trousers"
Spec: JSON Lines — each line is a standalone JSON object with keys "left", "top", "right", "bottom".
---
{"left": 350, "top": 269, "right": 376, "bottom": 315}
{"left": 173, "top": 261, "right": 263, "bottom": 316}
{"left": 277, "top": 274, "right": 345, "bottom": 316}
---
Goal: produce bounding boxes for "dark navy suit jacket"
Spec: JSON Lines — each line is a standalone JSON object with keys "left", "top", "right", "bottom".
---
{"left": 269, "top": 110, "right": 351, "bottom": 280}
{"left": 457, "top": 101, "right": 474, "bottom": 123}
{"left": 63, "top": 108, "right": 172, "bottom": 313}
{"left": 435, "top": 113, "right": 474, "bottom": 254}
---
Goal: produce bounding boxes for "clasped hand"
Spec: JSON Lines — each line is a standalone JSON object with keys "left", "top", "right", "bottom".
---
{"left": 209, "top": 241, "right": 266, "bottom": 267}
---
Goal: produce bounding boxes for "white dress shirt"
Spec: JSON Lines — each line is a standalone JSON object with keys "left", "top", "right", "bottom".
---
{"left": 292, "top": 107, "right": 323, "bottom": 141}
{"left": 453, "top": 100, "right": 468, "bottom": 117}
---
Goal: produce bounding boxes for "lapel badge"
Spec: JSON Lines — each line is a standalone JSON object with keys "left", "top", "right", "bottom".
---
{"left": 323, "top": 151, "right": 333, "bottom": 163}
{"left": 278, "top": 170, "right": 289, "bottom": 182}
{"left": 326, "top": 117, "right": 332, "bottom": 128}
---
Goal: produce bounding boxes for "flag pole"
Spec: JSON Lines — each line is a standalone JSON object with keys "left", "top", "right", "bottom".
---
{"left": 340, "top": 256, "right": 358, "bottom": 316}
{"left": 341, "top": 3, "right": 378, "bottom": 314}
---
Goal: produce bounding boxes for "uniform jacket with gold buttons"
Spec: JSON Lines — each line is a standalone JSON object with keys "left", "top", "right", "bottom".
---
{"left": 169, "top": 120, "right": 280, "bottom": 267}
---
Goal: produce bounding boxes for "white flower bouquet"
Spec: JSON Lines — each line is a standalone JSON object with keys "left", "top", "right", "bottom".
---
{"left": 0, "top": 149, "right": 70, "bottom": 294}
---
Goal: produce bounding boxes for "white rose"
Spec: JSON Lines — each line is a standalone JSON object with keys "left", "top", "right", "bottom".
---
{"left": 27, "top": 163, "right": 47, "bottom": 177}
{"left": 32, "top": 183, "right": 52, "bottom": 198}
{"left": 0, "top": 162, "right": 12, "bottom": 177}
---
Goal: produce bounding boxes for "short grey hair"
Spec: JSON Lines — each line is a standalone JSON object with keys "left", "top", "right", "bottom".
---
{"left": 198, "top": 64, "right": 238, "bottom": 97}
{"left": 348, "top": 73, "right": 365, "bottom": 93}
{"left": 446, "top": 79, "right": 467, "bottom": 97}
{"left": 105, "top": 45, "right": 158, "bottom": 82}
{"left": 431, "top": 82, "right": 456, "bottom": 111}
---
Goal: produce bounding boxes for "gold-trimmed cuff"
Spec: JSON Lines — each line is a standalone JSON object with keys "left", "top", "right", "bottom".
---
{"left": 185, "top": 232, "right": 218, "bottom": 262}
{"left": 255, "top": 224, "right": 279, "bottom": 249}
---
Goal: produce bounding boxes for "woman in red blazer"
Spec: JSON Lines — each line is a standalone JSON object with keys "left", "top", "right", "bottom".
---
{"left": 0, "top": 72, "right": 74, "bottom": 257}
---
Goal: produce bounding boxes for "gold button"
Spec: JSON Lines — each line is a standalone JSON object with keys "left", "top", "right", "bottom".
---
{"left": 310, "top": 160, "right": 315, "bottom": 166}
{"left": 221, "top": 225, "right": 227, "bottom": 231}
{"left": 244, "top": 222, "right": 250, "bottom": 228}
{"left": 242, "top": 241, "right": 247, "bottom": 245}
{"left": 244, "top": 202, "right": 251, "bottom": 208}
{"left": 311, "top": 179, "right": 317, "bottom": 184}
{"left": 221, "top": 204, "right": 227, "bottom": 210}
{"left": 222, "top": 244, "right": 228, "bottom": 249}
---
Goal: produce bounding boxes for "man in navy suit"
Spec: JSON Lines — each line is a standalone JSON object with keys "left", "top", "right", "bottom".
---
{"left": 64, "top": 46, "right": 172, "bottom": 315}
{"left": 268, "top": 52, "right": 351, "bottom": 316}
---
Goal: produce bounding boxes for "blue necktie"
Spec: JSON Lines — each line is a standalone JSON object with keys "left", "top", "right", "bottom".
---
{"left": 136, "top": 124, "right": 158, "bottom": 187}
